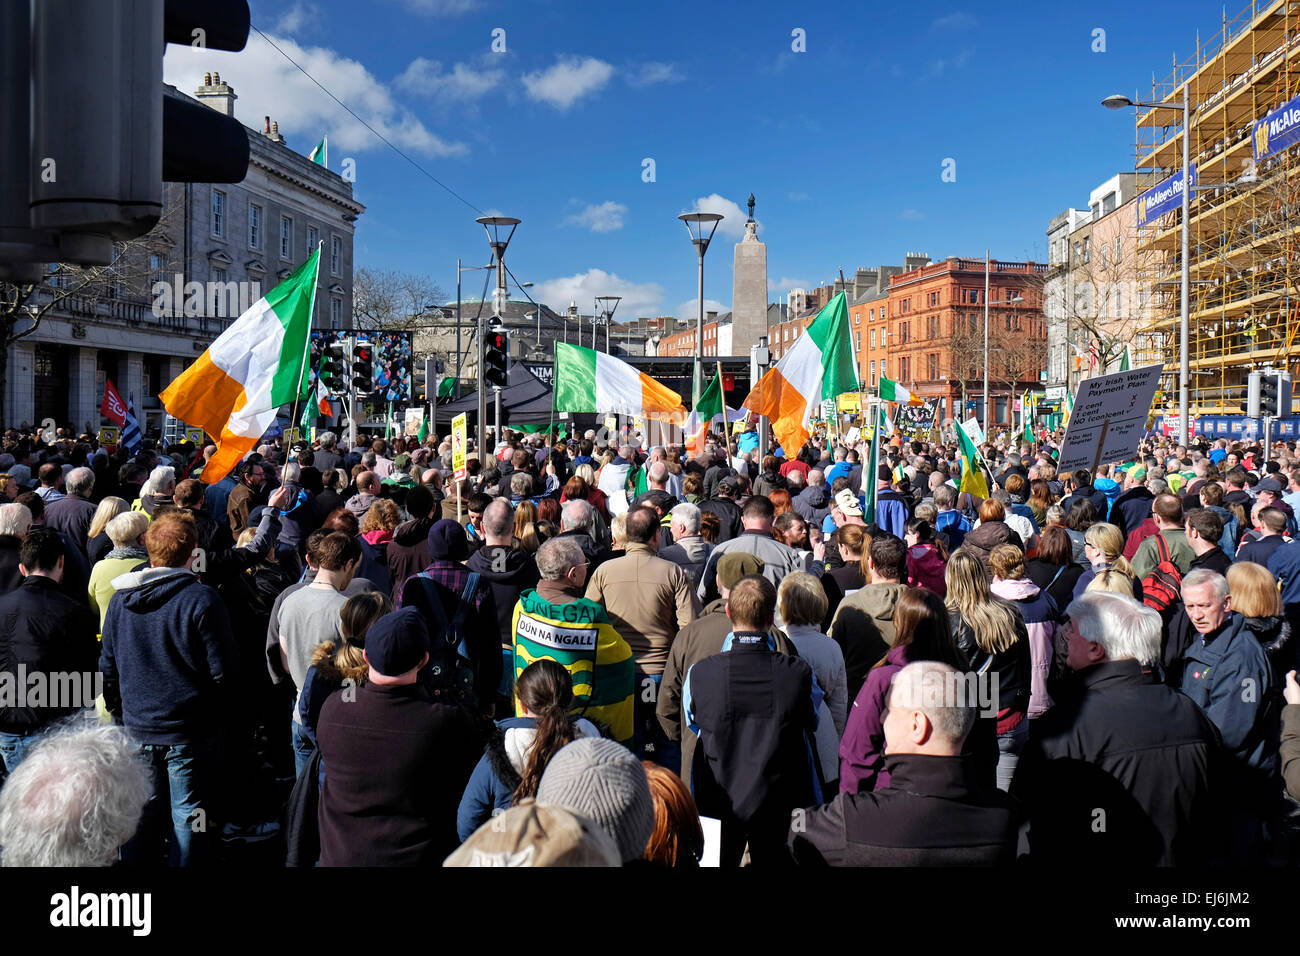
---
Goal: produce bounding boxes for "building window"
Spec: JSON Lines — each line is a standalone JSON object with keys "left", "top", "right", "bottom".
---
{"left": 307, "top": 224, "right": 319, "bottom": 252}
{"left": 149, "top": 253, "right": 166, "bottom": 289}
{"left": 213, "top": 267, "right": 228, "bottom": 284}
{"left": 330, "top": 235, "right": 341, "bottom": 275}
{"left": 211, "top": 190, "right": 226, "bottom": 238}
{"left": 1082, "top": 237, "right": 1090, "bottom": 263}
{"left": 248, "top": 202, "right": 262, "bottom": 249}
{"left": 280, "top": 216, "right": 293, "bottom": 259}
{"left": 331, "top": 297, "right": 342, "bottom": 329}
{"left": 856, "top": 332, "right": 861, "bottom": 350}
{"left": 870, "top": 329, "right": 876, "bottom": 350}
{"left": 928, "top": 353, "right": 938, "bottom": 380}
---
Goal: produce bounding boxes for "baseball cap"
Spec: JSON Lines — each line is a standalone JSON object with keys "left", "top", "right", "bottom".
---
{"left": 363, "top": 607, "right": 430, "bottom": 677}
{"left": 718, "top": 553, "right": 765, "bottom": 590}
{"left": 1258, "top": 477, "right": 1284, "bottom": 493}
{"left": 444, "top": 802, "right": 620, "bottom": 868}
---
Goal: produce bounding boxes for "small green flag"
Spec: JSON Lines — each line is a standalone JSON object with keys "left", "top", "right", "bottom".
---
{"left": 308, "top": 136, "right": 327, "bottom": 166}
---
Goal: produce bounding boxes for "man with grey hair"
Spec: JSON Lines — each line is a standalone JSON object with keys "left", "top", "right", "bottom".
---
{"left": 1013, "top": 592, "right": 1218, "bottom": 865}
{"left": 658, "top": 502, "right": 712, "bottom": 588}
{"left": 559, "top": 498, "right": 611, "bottom": 575}
{"left": 1169, "top": 570, "right": 1277, "bottom": 835}
{"left": 0, "top": 503, "right": 33, "bottom": 596}
{"left": 313, "top": 431, "right": 341, "bottom": 475}
{"left": 789, "top": 660, "right": 1017, "bottom": 866}
{"left": 44, "top": 466, "right": 97, "bottom": 554}
{"left": 509, "top": 536, "right": 634, "bottom": 745}
{"left": 0, "top": 724, "right": 151, "bottom": 867}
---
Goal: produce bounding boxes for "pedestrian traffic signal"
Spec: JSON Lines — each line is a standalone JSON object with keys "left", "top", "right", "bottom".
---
{"left": 353, "top": 343, "right": 374, "bottom": 395}
{"left": 485, "top": 325, "right": 509, "bottom": 389}
{"left": 1, "top": 0, "right": 252, "bottom": 273}
{"left": 1260, "top": 372, "right": 1279, "bottom": 418}
{"left": 415, "top": 356, "right": 435, "bottom": 401}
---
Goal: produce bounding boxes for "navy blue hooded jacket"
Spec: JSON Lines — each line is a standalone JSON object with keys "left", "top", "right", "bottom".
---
{"left": 100, "top": 567, "right": 237, "bottom": 745}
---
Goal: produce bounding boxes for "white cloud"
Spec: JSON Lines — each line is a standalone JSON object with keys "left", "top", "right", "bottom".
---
{"left": 522, "top": 56, "right": 614, "bottom": 110}
{"left": 682, "top": 194, "right": 756, "bottom": 240}
{"left": 164, "top": 33, "right": 467, "bottom": 157}
{"left": 675, "top": 299, "right": 729, "bottom": 322}
{"left": 275, "top": 0, "right": 322, "bottom": 35}
{"left": 900, "top": 208, "right": 925, "bottom": 221}
{"left": 395, "top": 58, "right": 504, "bottom": 101}
{"left": 769, "top": 276, "right": 811, "bottom": 293}
{"left": 932, "top": 11, "right": 977, "bottom": 29}
{"left": 929, "top": 48, "right": 974, "bottom": 76}
{"left": 626, "top": 62, "right": 683, "bottom": 88}
{"left": 390, "top": 0, "right": 481, "bottom": 14}
{"left": 532, "top": 269, "right": 664, "bottom": 318}
{"left": 562, "top": 201, "right": 628, "bottom": 233}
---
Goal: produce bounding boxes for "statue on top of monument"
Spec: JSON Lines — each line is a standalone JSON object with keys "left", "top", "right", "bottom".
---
{"left": 746, "top": 193, "right": 755, "bottom": 222}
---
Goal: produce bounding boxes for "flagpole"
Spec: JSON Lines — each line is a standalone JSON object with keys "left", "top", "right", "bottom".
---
{"left": 290, "top": 242, "right": 325, "bottom": 437}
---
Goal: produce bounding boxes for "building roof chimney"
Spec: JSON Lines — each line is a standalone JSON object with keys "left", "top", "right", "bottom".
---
{"left": 194, "top": 73, "right": 237, "bottom": 117}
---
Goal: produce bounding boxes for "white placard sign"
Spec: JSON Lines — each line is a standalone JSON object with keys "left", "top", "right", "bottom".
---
{"left": 961, "top": 417, "right": 984, "bottom": 445}
{"left": 1056, "top": 364, "right": 1164, "bottom": 474}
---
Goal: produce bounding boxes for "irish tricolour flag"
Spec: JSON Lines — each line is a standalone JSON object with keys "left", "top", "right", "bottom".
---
{"left": 741, "top": 291, "right": 859, "bottom": 456}
{"left": 879, "top": 375, "right": 923, "bottom": 406}
{"left": 161, "top": 248, "right": 320, "bottom": 483}
{"left": 685, "top": 366, "right": 724, "bottom": 456}
{"left": 554, "top": 343, "right": 686, "bottom": 423}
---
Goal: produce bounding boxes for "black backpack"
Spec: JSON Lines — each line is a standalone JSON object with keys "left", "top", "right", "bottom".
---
{"left": 411, "top": 571, "right": 481, "bottom": 707}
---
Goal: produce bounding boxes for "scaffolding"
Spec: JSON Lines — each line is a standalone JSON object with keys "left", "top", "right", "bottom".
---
{"left": 1135, "top": 0, "right": 1300, "bottom": 417}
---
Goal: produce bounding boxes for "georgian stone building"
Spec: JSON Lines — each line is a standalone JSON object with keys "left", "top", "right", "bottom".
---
{"left": 4, "top": 73, "right": 364, "bottom": 434}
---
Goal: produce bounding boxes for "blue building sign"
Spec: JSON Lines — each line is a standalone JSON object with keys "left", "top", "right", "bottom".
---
{"left": 1137, "top": 164, "right": 1197, "bottom": 226}
{"left": 1253, "top": 92, "right": 1300, "bottom": 163}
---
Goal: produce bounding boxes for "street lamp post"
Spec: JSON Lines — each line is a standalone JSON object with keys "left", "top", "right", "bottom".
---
{"left": 678, "top": 212, "right": 724, "bottom": 402}
{"left": 476, "top": 216, "right": 519, "bottom": 461}
{"left": 981, "top": 249, "right": 1024, "bottom": 433}
{"left": 1104, "top": 88, "right": 1191, "bottom": 445}
{"left": 595, "top": 295, "right": 621, "bottom": 354}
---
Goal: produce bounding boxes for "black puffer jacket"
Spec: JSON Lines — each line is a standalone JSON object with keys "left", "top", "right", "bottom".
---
{"left": 951, "top": 605, "right": 1032, "bottom": 717}
{"left": 1241, "top": 614, "right": 1294, "bottom": 686}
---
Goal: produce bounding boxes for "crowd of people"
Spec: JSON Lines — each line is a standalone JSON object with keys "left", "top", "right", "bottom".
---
{"left": 0, "top": 418, "right": 1299, "bottom": 867}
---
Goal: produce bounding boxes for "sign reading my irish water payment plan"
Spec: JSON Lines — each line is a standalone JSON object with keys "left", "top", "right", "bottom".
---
{"left": 452, "top": 412, "right": 467, "bottom": 479}
{"left": 1254, "top": 92, "right": 1300, "bottom": 162}
{"left": 1056, "top": 364, "right": 1164, "bottom": 474}
{"left": 1136, "top": 164, "right": 1198, "bottom": 227}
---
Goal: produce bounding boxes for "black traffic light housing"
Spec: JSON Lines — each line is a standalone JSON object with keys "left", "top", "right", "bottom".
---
{"left": 353, "top": 342, "right": 374, "bottom": 395}
{"left": 1260, "top": 373, "right": 1280, "bottom": 418}
{"left": 1, "top": 0, "right": 251, "bottom": 275}
{"left": 485, "top": 321, "right": 510, "bottom": 389}
{"left": 319, "top": 341, "right": 346, "bottom": 395}
{"left": 415, "top": 357, "right": 432, "bottom": 402}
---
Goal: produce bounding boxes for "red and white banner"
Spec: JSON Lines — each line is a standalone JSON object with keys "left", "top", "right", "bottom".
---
{"left": 101, "top": 379, "right": 127, "bottom": 425}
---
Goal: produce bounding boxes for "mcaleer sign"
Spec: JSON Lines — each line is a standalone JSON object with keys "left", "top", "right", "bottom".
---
{"left": 1057, "top": 364, "right": 1164, "bottom": 474}
{"left": 1136, "top": 165, "right": 1197, "bottom": 226}
{"left": 1254, "top": 91, "right": 1300, "bottom": 162}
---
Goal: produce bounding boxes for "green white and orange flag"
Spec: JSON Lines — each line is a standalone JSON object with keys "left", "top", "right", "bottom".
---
{"left": 685, "top": 364, "right": 724, "bottom": 457}
{"left": 553, "top": 342, "right": 686, "bottom": 423}
{"left": 879, "top": 375, "right": 923, "bottom": 406}
{"left": 161, "top": 248, "right": 321, "bottom": 483}
{"left": 741, "top": 290, "right": 858, "bottom": 456}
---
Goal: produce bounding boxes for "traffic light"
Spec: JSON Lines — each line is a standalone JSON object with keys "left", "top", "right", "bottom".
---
{"left": 2, "top": 0, "right": 252, "bottom": 274}
{"left": 352, "top": 342, "right": 374, "bottom": 395}
{"left": 415, "top": 357, "right": 434, "bottom": 401}
{"left": 485, "top": 322, "right": 510, "bottom": 389}
{"left": 1278, "top": 372, "right": 1294, "bottom": 419}
{"left": 1260, "top": 372, "right": 1279, "bottom": 418}
{"left": 319, "top": 341, "right": 346, "bottom": 395}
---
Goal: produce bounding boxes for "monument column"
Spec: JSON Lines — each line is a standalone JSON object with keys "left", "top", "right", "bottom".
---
{"left": 732, "top": 193, "right": 767, "bottom": 356}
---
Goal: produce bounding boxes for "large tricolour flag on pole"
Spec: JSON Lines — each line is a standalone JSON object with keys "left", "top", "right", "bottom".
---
{"left": 553, "top": 342, "right": 686, "bottom": 423}
{"left": 878, "top": 375, "right": 923, "bottom": 406}
{"left": 741, "top": 291, "right": 858, "bottom": 457}
{"left": 161, "top": 248, "right": 320, "bottom": 483}
{"left": 685, "top": 366, "right": 724, "bottom": 457}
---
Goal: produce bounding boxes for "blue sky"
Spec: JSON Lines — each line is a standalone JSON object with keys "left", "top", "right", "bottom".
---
{"left": 164, "top": 0, "right": 1234, "bottom": 321}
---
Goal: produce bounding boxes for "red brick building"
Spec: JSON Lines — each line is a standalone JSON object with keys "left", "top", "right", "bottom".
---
{"left": 882, "top": 257, "right": 1048, "bottom": 427}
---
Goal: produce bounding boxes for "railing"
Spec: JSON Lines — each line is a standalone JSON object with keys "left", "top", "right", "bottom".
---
{"left": 29, "top": 289, "right": 231, "bottom": 337}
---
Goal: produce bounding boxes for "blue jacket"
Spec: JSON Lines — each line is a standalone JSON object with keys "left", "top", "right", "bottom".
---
{"left": 455, "top": 715, "right": 601, "bottom": 842}
{"left": 934, "top": 509, "right": 971, "bottom": 551}
{"left": 1093, "top": 477, "right": 1122, "bottom": 520}
{"left": 1176, "top": 612, "right": 1277, "bottom": 775}
{"left": 99, "top": 567, "right": 237, "bottom": 744}
{"left": 1268, "top": 540, "right": 1300, "bottom": 610}
{"left": 873, "top": 490, "right": 911, "bottom": 540}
